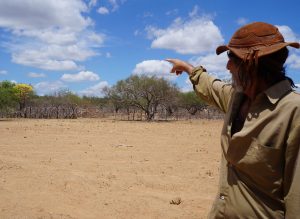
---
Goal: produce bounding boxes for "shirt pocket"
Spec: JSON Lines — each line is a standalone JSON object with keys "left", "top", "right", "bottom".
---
{"left": 236, "top": 138, "right": 282, "bottom": 187}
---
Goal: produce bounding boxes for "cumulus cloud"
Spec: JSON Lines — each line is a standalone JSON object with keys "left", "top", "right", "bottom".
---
{"left": 295, "top": 84, "right": 300, "bottom": 93}
{"left": 97, "top": 7, "right": 109, "bottom": 14}
{"left": 34, "top": 81, "right": 67, "bottom": 96}
{"left": 0, "top": 1, "right": 91, "bottom": 31}
{"left": 78, "top": 81, "right": 109, "bottom": 97}
{"left": 277, "top": 25, "right": 299, "bottom": 42}
{"left": 276, "top": 25, "right": 300, "bottom": 70}
{"left": 181, "top": 77, "right": 194, "bottom": 92}
{"left": 12, "top": 54, "right": 80, "bottom": 71}
{"left": 12, "top": 28, "right": 104, "bottom": 46}
{"left": 189, "top": 5, "right": 199, "bottom": 18}
{"left": 286, "top": 53, "right": 300, "bottom": 70}
{"left": 189, "top": 52, "right": 230, "bottom": 79}
{"left": 27, "top": 72, "right": 46, "bottom": 78}
{"left": 0, "top": 0, "right": 105, "bottom": 71}
{"left": 146, "top": 16, "right": 224, "bottom": 54}
{"left": 11, "top": 41, "right": 101, "bottom": 70}
{"left": 175, "top": 52, "right": 230, "bottom": 92}
{"left": 61, "top": 71, "right": 100, "bottom": 82}
{"left": 132, "top": 60, "right": 176, "bottom": 80}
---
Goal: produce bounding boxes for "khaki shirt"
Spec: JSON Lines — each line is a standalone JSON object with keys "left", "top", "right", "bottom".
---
{"left": 190, "top": 67, "right": 300, "bottom": 219}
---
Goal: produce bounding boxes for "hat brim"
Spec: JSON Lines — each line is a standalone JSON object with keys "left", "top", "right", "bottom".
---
{"left": 216, "top": 42, "right": 300, "bottom": 59}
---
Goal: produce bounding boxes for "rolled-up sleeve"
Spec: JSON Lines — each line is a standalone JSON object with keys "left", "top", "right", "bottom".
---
{"left": 189, "top": 66, "right": 234, "bottom": 113}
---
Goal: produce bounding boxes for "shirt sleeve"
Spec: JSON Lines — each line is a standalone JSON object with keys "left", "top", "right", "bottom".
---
{"left": 284, "top": 122, "right": 300, "bottom": 218}
{"left": 189, "top": 66, "right": 234, "bottom": 113}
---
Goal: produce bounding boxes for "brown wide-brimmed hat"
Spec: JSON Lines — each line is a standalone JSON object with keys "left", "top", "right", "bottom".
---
{"left": 216, "top": 22, "right": 300, "bottom": 60}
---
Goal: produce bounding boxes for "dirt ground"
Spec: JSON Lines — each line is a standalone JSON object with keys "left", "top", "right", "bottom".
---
{"left": 0, "top": 118, "right": 223, "bottom": 219}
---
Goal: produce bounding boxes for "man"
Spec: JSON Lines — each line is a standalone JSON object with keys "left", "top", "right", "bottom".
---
{"left": 167, "top": 22, "right": 300, "bottom": 218}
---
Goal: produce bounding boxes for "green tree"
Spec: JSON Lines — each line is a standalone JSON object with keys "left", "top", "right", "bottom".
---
{"left": 105, "top": 80, "right": 131, "bottom": 114}
{"left": 0, "top": 81, "right": 18, "bottom": 116}
{"left": 179, "top": 91, "right": 206, "bottom": 115}
{"left": 106, "top": 75, "right": 179, "bottom": 121}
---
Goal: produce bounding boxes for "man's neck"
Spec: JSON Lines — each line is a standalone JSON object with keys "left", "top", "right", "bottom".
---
{"left": 244, "top": 80, "right": 269, "bottom": 101}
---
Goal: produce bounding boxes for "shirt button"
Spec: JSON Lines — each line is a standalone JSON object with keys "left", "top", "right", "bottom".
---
{"left": 220, "top": 195, "right": 225, "bottom": 200}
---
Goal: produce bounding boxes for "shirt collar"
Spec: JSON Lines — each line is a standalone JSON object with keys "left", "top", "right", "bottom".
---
{"left": 264, "top": 80, "right": 292, "bottom": 104}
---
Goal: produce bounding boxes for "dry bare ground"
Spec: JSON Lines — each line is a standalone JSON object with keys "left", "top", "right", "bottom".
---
{"left": 0, "top": 118, "right": 222, "bottom": 219}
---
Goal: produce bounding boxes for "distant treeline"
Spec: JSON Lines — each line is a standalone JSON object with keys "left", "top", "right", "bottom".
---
{"left": 0, "top": 75, "right": 224, "bottom": 120}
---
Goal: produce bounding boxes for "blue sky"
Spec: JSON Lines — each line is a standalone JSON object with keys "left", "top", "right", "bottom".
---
{"left": 0, "top": 0, "right": 300, "bottom": 96}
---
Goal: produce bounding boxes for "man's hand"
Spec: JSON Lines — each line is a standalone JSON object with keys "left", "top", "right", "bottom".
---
{"left": 165, "top": 59, "right": 195, "bottom": 76}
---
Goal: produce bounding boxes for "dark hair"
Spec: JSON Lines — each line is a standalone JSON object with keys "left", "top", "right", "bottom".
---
{"left": 258, "top": 47, "right": 297, "bottom": 88}
{"left": 230, "top": 48, "right": 296, "bottom": 89}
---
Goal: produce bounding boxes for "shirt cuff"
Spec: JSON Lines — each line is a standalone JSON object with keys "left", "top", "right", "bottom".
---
{"left": 189, "top": 66, "right": 206, "bottom": 85}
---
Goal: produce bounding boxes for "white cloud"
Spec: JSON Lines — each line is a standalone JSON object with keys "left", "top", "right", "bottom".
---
{"left": 106, "top": 52, "right": 112, "bottom": 58}
{"left": 0, "top": 70, "right": 7, "bottom": 75}
{"left": 132, "top": 60, "right": 176, "bottom": 80}
{"left": 86, "top": 32, "right": 106, "bottom": 45}
{"left": 34, "top": 81, "right": 67, "bottom": 96}
{"left": 180, "top": 53, "right": 230, "bottom": 92}
{"left": 0, "top": 1, "right": 90, "bottom": 31}
{"left": 78, "top": 81, "right": 109, "bottom": 97}
{"left": 61, "top": 71, "right": 100, "bottom": 82}
{"left": 295, "top": 84, "right": 300, "bottom": 93}
{"left": 27, "top": 72, "right": 46, "bottom": 78}
{"left": 0, "top": 0, "right": 105, "bottom": 71}
{"left": 276, "top": 25, "right": 300, "bottom": 70}
{"left": 189, "top": 52, "right": 230, "bottom": 79}
{"left": 12, "top": 53, "right": 80, "bottom": 71}
{"left": 11, "top": 41, "right": 99, "bottom": 68}
{"left": 13, "top": 29, "right": 75, "bottom": 45}
{"left": 189, "top": 5, "right": 199, "bottom": 18}
{"left": 13, "top": 28, "right": 105, "bottom": 46}
{"left": 181, "top": 77, "right": 194, "bottom": 93}
{"left": 9, "top": 33, "right": 103, "bottom": 70}
{"left": 97, "top": 7, "right": 109, "bottom": 15}
{"left": 146, "top": 16, "right": 224, "bottom": 54}
{"left": 286, "top": 53, "right": 300, "bottom": 70}
{"left": 277, "top": 25, "right": 299, "bottom": 42}
{"left": 236, "top": 17, "right": 248, "bottom": 26}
